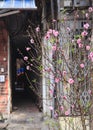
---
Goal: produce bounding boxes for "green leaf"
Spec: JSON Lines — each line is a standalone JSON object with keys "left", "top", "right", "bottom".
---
{"left": 37, "top": 56, "right": 41, "bottom": 61}
{"left": 78, "top": 78, "right": 84, "bottom": 82}
{"left": 57, "top": 59, "right": 62, "bottom": 65}
{"left": 74, "top": 35, "right": 81, "bottom": 39}
{"left": 38, "top": 65, "right": 43, "bottom": 71}
{"left": 32, "top": 79, "right": 36, "bottom": 83}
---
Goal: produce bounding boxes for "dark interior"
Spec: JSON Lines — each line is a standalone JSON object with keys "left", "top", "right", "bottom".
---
{"left": 10, "top": 38, "right": 41, "bottom": 111}
{"left": 3, "top": 9, "right": 43, "bottom": 111}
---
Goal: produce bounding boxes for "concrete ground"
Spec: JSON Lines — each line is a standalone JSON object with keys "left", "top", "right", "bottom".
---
{"left": 0, "top": 92, "right": 59, "bottom": 130}
{"left": 7, "top": 97, "right": 49, "bottom": 130}
{"left": 0, "top": 96, "right": 50, "bottom": 130}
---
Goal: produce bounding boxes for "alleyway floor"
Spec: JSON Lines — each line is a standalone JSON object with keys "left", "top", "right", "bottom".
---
{"left": 0, "top": 96, "right": 49, "bottom": 130}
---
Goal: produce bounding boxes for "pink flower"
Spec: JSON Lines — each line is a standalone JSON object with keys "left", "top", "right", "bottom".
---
{"left": 60, "top": 106, "right": 64, "bottom": 111}
{"left": 55, "top": 78, "right": 60, "bottom": 83}
{"left": 63, "top": 96, "right": 67, "bottom": 100}
{"left": 36, "top": 27, "right": 40, "bottom": 32}
{"left": 45, "top": 34, "right": 50, "bottom": 39}
{"left": 67, "top": 27, "right": 71, "bottom": 32}
{"left": 65, "top": 109, "right": 70, "bottom": 116}
{"left": 78, "top": 43, "right": 83, "bottom": 48}
{"left": 68, "top": 78, "right": 74, "bottom": 84}
{"left": 62, "top": 71, "right": 67, "bottom": 76}
{"left": 48, "top": 29, "right": 53, "bottom": 34}
{"left": 71, "top": 105, "right": 75, "bottom": 109}
{"left": 80, "top": 63, "right": 84, "bottom": 68}
{"left": 26, "top": 65, "right": 30, "bottom": 70}
{"left": 64, "top": 17, "right": 67, "bottom": 21}
{"left": 26, "top": 47, "right": 31, "bottom": 51}
{"left": 53, "top": 19, "right": 56, "bottom": 23}
{"left": 88, "top": 7, "right": 93, "bottom": 12}
{"left": 88, "top": 89, "right": 92, "bottom": 95}
{"left": 45, "top": 67, "right": 51, "bottom": 72}
{"left": 49, "top": 89, "right": 53, "bottom": 94}
{"left": 30, "top": 39, "right": 34, "bottom": 44}
{"left": 53, "top": 30, "right": 59, "bottom": 37}
{"left": 76, "top": 14, "right": 79, "bottom": 18}
{"left": 88, "top": 52, "right": 93, "bottom": 61}
{"left": 52, "top": 45, "right": 57, "bottom": 51}
{"left": 85, "top": 13, "right": 89, "bottom": 18}
{"left": 54, "top": 112, "right": 58, "bottom": 118}
{"left": 49, "top": 106, "right": 53, "bottom": 111}
{"left": 72, "top": 39, "right": 74, "bottom": 43}
{"left": 84, "top": 23, "right": 89, "bottom": 29}
{"left": 24, "top": 56, "right": 28, "bottom": 61}
{"left": 77, "top": 38, "right": 81, "bottom": 44}
{"left": 89, "top": 52, "right": 93, "bottom": 58}
{"left": 81, "top": 31, "right": 88, "bottom": 37}
{"left": 86, "top": 45, "right": 90, "bottom": 50}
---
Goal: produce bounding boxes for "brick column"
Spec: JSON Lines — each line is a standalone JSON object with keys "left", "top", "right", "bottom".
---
{"left": 0, "top": 20, "right": 9, "bottom": 117}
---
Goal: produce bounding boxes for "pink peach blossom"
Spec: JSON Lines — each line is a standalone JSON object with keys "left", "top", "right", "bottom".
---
{"left": 24, "top": 56, "right": 28, "bottom": 61}
{"left": 62, "top": 71, "right": 67, "bottom": 76}
{"left": 88, "top": 52, "right": 93, "bottom": 61}
{"left": 49, "top": 89, "right": 53, "bottom": 94}
{"left": 72, "top": 39, "right": 74, "bottom": 43}
{"left": 36, "top": 27, "right": 40, "bottom": 32}
{"left": 88, "top": 89, "right": 92, "bottom": 95}
{"left": 55, "top": 78, "right": 60, "bottom": 83}
{"left": 85, "top": 13, "right": 89, "bottom": 18}
{"left": 49, "top": 106, "right": 53, "bottom": 110}
{"left": 80, "top": 63, "right": 85, "bottom": 68}
{"left": 63, "top": 96, "right": 67, "bottom": 100}
{"left": 53, "top": 30, "right": 59, "bottom": 37}
{"left": 76, "top": 14, "right": 79, "bottom": 18}
{"left": 67, "top": 27, "right": 71, "bottom": 32}
{"left": 88, "top": 7, "right": 93, "bottom": 12}
{"left": 48, "top": 29, "right": 53, "bottom": 34}
{"left": 52, "top": 45, "right": 57, "bottom": 51}
{"left": 26, "top": 47, "right": 31, "bottom": 51}
{"left": 54, "top": 112, "right": 58, "bottom": 118}
{"left": 71, "top": 105, "right": 75, "bottom": 108}
{"left": 45, "top": 68, "right": 51, "bottom": 72}
{"left": 26, "top": 65, "right": 30, "bottom": 70}
{"left": 60, "top": 106, "right": 64, "bottom": 111}
{"left": 65, "top": 109, "right": 70, "bottom": 116}
{"left": 30, "top": 39, "right": 34, "bottom": 43}
{"left": 86, "top": 45, "right": 90, "bottom": 50}
{"left": 78, "top": 43, "right": 83, "bottom": 48}
{"left": 84, "top": 23, "right": 89, "bottom": 29}
{"left": 81, "top": 31, "right": 88, "bottom": 37}
{"left": 53, "top": 19, "right": 56, "bottom": 22}
{"left": 68, "top": 78, "right": 74, "bottom": 84}
{"left": 45, "top": 34, "right": 50, "bottom": 39}
{"left": 77, "top": 38, "right": 82, "bottom": 44}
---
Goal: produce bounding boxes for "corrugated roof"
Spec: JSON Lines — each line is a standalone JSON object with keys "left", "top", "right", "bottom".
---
{"left": 0, "top": 0, "right": 37, "bottom": 9}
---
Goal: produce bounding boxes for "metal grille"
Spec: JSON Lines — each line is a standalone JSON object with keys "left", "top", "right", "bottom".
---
{"left": 55, "top": 10, "right": 92, "bottom": 116}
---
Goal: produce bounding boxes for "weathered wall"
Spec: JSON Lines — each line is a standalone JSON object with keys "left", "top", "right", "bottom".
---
{"left": 0, "top": 20, "right": 9, "bottom": 116}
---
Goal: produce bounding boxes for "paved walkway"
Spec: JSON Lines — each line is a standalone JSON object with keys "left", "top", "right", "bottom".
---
{"left": 0, "top": 96, "right": 49, "bottom": 130}
{"left": 0, "top": 94, "right": 58, "bottom": 130}
{"left": 7, "top": 97, "right": 49, "bottom": 130}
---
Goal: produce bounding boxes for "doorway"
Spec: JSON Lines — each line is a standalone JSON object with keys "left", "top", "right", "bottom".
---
{"left": 10, "top": 33, "right": 42, "bottom": 113}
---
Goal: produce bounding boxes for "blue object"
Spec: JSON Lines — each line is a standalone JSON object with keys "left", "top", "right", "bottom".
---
{"left": 20, "top": 68, "right": 25, "bottom": 73}
{"left": 0, "top": 0, "right": 37, "bottom": 9}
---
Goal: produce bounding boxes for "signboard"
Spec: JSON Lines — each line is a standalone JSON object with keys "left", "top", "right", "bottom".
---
{"left": 0, "top": 75, "right": 5, "bottom": 82}
{"left": 0, "top": 0, "right": 37, "bottom": 9}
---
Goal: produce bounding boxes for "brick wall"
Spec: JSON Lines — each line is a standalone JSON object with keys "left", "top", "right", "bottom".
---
{"left": 0, "top": 20, "right": 8, "bottom": 115}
